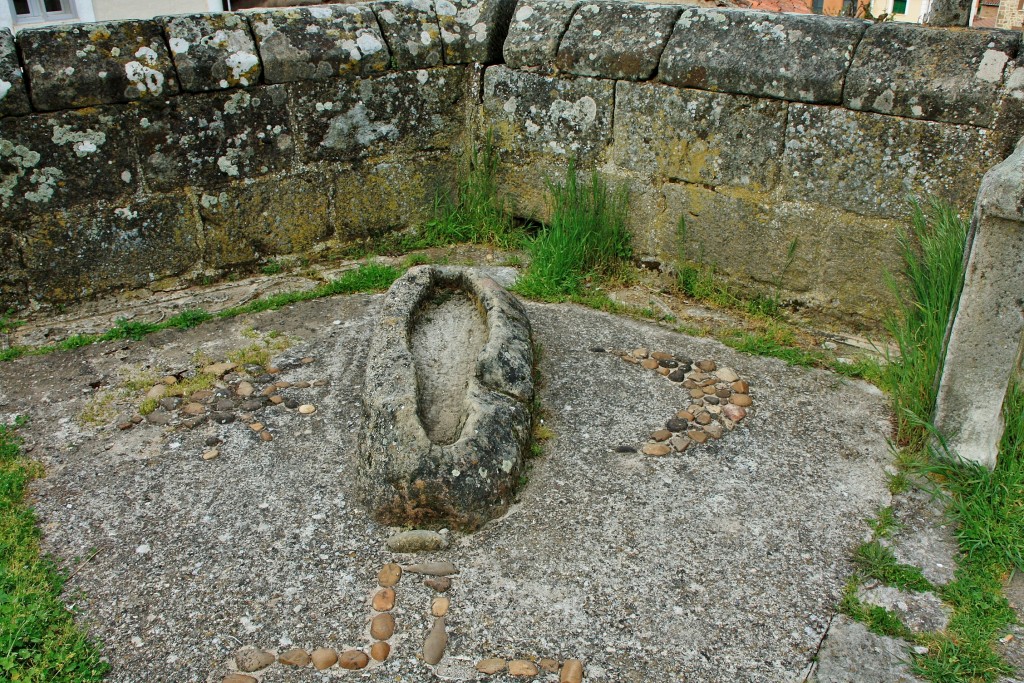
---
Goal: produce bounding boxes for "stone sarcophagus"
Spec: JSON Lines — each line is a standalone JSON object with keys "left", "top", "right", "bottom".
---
{"left": 357, "top": 266, "right": 534, "bottom": 530}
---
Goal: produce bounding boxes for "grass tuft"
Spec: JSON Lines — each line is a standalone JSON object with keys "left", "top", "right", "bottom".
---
{"left": 854, "top": 540, "right": 934, "bottom": 593}
{"left": 0, "top": 419, "right": 108, "bottom": 681}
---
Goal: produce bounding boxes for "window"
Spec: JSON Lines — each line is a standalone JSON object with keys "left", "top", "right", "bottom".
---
{"left": 10, "top": 0, "right": 78, "bottom": 24}
{"left": 892, "top": 0, "right": 908, "bottom": 12}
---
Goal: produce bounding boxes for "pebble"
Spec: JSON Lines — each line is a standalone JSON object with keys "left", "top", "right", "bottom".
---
{"left": 405, "top": 561, "right": 458, "bottom": 576}
{"left": 539, "top": 658, "right": 559, "bottom": 673}
{"left": 203, "top": 362, "right": 236, "bottom": 377}
{"left": 704, "top": 395, "right": 720, "bottom": 405}
{"left": 642, "top": 443, "right": 671, "bottom": 456}
{"left": 696, "top": 359, "right": 717, "bottom": 372}
{"left": 235, "top": 648, "right": 275, "bottom": 672}
{"left": 722, "top": 404, "right": 746, "bottom": 422}
{"left": 311, "top": 648, "right": 337, "bottom": 670}
{"left": 732, "top": 380, "right": 749, "bottom": 394}
{"left": 561, "top": 659, "right": 584, "bottom": 683}
{"left": 269, "top": 395, "right": 284, "bottom": 405}
{"left": 370, "top": 641, "right": 390, "bottom": 661}
{"left": 117, "top": 421, "right": 134, "bottom": 431}
{"left": 715, "top": 367, "right": 739, "bottom": 382}
{"left": 299, "top": 404, "right": 317, "bottom": 415}
{"left": 130, "top": 414, "right": 143, "bottom": 423}
{"left": 424, "top": 576, "right": 452, "bottom": 592}
{"left": 236, "top": 382, "right": 255, "bottom": 397}
{"left": 432, "top": 596, "right": 451, "bottom": 617}
{"left": 223, "top": 675, "right": 257, "bottom": 683}
{"left": 182, "top": 402, "right": 205, "bottom": 416}
{"left": 656, "top": 367, "right": 670, "bottom": 376}
{"left": 670, "top": 436, "right": 690, "bottom": 452}
{"left": 370, "top": 613, "right": 396, "bottom": 640}
{"left": 667, "top": 369, "right": 686, "bottom": 382}
{"left": 248, "top": 422, "right": 264, "bottom": 433}
{"left": 274, "top": 380, "right": 292, "bottom": 389}
{"left": 205, "top": 436, "right": 222, "bottom": 447}
{"left": 702, "top": 385, "right": 716, "bottom": 395}
{"left": 688, "top": 430, "right": 709, "bottom": 444}
{"left": 689, "top": 389, "right": 705, "bottom": 399}
{"left": 159, "top": 397, "right": 181, "bottom": 411}
{"left": 372, "top": 588, "right": 396, "bottom": 612}
{"left": 630, "top": 347, "right": 649, "bottom": 358}
{"left": 145, "top": 410, "right": 171, "bottom": 426}
{"left": 640, "top": 359, "right": 659, "bottom": 370}
{"left": 716, "top": 388, "right": 731, "bottom": 399}
{"left": 705, "top": 422, "right": 724, "bottom": 439}
{"left": 259, "top": 431, "right": 273, "bottom": 442}
{"left": 387, "top": 530, "right": 447, "bottom": 553}
{"left": 259, "top": 385, "right": 276, "bottom": 397}
{"left": 162, "top": 375, "right": 178, "bottom": 385}
{"left": 191, "top": 389, "right": 214, "bottom": 401}
{"left": 146, "top": 384, "right": 167, "bottom": 400}
{"left": 651, "top": 351, "right": 673, "bottom": 361}
{"left": 614, "top": 445, "right": 636, "bottom": 453}
{"left": 588, "top": 346, "right": 605, "bottom": 353}
{"left": 622, "top": 355, "right": 638, "bottom": 364}
{"left": 202, "top": 449, "right": 219, "bottom": 461}
{"left": 676, "top": 410, "right": 694, "bottom": 421}
{"left": 509, "top": 660, "right": 539, "bottom": 676}
{"left": 477, "top": 658, "right": 507, "bottom": 674}
{"left": 312, "top": 378, "right": 329, "bottom": 387}
{"left": 652, "top": 429, "right": 671, "bottom": 442}
{"left": 378, "top": 563, "right": 402, "bottom": 587}
{"left": 666, "top": 417, "right": 688, "bottom": 432}
{"left": 423, "top": 616, "right": 447, "bottom": 665}
{"left": 215, "top": 398, "right": 235, "bottom": 412}
{"left": 695, "top": 412, "right": 712, "bottom": 425}
{"left": 731, "top": 394, "right": 753, "bottom": 407}
{"left": 301, "top": 356, "right": 314, "bottom": 364}
{"left": 658, "top": 359, "right": 678, "bottom": 368}
{"left": 285, "top": 399, "right": 300, "bottom": 410}
{"left": 239, "top": 399, "right": 262, "bottom": 412}
{"left": 279, "top": 648, "right": 310, "bottom": 667}
{"left": 339, "top": 649, "right": 369, "bottom": 670}
{"left": 211, "top": 411, "right": 235, "bottom": 425}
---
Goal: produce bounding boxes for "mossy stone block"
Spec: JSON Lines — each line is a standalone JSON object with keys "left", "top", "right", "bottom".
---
{"left": 373, "top": 0, "right": 444, "bottom": 70}
{"left": 0, "top": 29, "right": 31, "bottom": 117}
{"left": 503, "top": 0, "right": 579, "bottom": 72}
{"left": 164, "top": 12, "right": 262, "bottom": 93}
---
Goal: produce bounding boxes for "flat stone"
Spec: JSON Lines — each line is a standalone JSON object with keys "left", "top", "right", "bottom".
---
{"left": 192, "top": 390, "right": 214, "bottom": 401}
{"left": 668, "top": 369, "right": 687, "bottom": 382}
{"left": 203, "top": 362, "right": 236, "bottom": 377}
{"left": 370, "top": 613, "right": 396, "bottom": 640}
{"left": 670, "top": 436, "right": 690, "bottom": 452}
{"left": 676, "top": 410, "right": 694, "bottom": 421}
{"left": 339, "top": 649, "right": 370, "bottom": 669}
{"left": 715, "top": 367, "right": 740, "bottom": 382}
{"left": 424, "top": 576, "right": 452, "bottom": 592}
{"left": 278, "top": 647, "right": 310, "bottom": 667}
{"left": 369, "top": 641, "right": 390, "bottom": 661}
{"left": 561, "top": 659, "right": 584, "bottom": 683}
{"left": 236, "top": 381, "right": 254, "bottom": 397}
{"left": 509, "top": 659, "right": 540, "bottom": 676}
{"left": 372, "top": 587, "right": 396, "bottom": 611}
{"left": 201, "top": 449, "right": 219, "bottom": 461}
{"left": 387, "top": 529, "right": 448, "bottom": 553}
{"left": 810, "top": 615, "right": 926, "bottom": 682}
{"left": 422, "top": 616, "right": 447, "bottom": 665}
{"left": 642, "top": 443, "right": 671, "bottom": 456}
{"left": 556, "top": 2, "right": 679, "bottom": 80}
{"left": 431, "top": 596, "right": 451, "bottom": 617}
{"left": 223, "top": 675, "right": 257, "bottom": 683}
{"left": 311, "top": 648, "right": 337, "bottom": 670}
{"left": 163, "top": 13, "right": 261, "bottom": 92}
{"left": 477, "top": 657, "right": 507, "bottom": 674}
{"left": 372, "top": 0, "right": 443, "bottom": 70}
{"left": 688, "top": 430, "right": 709, "bottom": 444}
{"left": 159, "top": 397, "right": 181, "bottom": 411}
{"left": 235, "top": 647, "right": 275, "bottom": 672}
{"left": 378, "top": 563, "right": 402, "bottom": 586}
{"left": 503, "top": 0, "right": 579, "bottom": 71}
{"left": 732, "top": 380, "right": 749, "bottom": 394}
{"left": 539, "top": 658, "right": 559, "bottom": 672}
{"left": 146, "top": 384, "right": 167, "bottom": 400}
{"left": 722, "top": 404, "right": 746, "bottom": 422}
{"left": 695, "top": 412, "right": 713, "bottom": 425}
{"left": 666, "top": 418, "right": 688, "bottom": 432}
{"left": 641, "top": 358, "right": 659, "bottom": 370}
{"left": 182, "top": 402, "right": 205, "bottom": 416}
{"left": 696, "top": 360, "right": 717, "bottom": 372}
{"left": 211, "top": 411, "right": 235, "bottom": 425}
{"left": 269, "top": 395, "right": 284, "bottom": 405}
{"left": 660, "top": 9, "right": 865, "bottom": 104}
{"left": 405, "top": 561, "right": 458, "bottom": 576}
{"left": 631, "top": 347, "right": 649, "bottom": 358}
{"left": 258, "top": 431, "right": 273, "bottom": 442}
{"left": 298, "top": 404, "right": 316, "bottom": 414}
{"left": 145, "top": 410, "right": 171, "bottom": 426}
{"left": 239, "top": 400, "right": 262, "bottom": 412}
{"left": 731, "top": 394, "right": 753, "bottom": 407}
{"left": 704, "top": 422, "right": 724, "bottom": 439}
{"left": 652, "top": 429, "right": 672, "bottom": 441}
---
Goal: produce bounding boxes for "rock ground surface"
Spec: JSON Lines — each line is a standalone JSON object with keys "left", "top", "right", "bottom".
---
{"left": 0, "top": 270, "right": 975, "bottom": 682}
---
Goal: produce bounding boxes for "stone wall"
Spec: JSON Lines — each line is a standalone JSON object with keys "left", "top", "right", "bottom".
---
{"left": 483, "top": 3, "right": 1024, "bottom": 329}
{"left": 2, "top": 0, "right": 1022, "bottom": 333}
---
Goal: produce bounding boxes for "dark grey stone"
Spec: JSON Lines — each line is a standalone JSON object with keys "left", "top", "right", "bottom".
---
{"left": 613, "top": 81, "right": 788, "bottom": 191}
{"left": 290, "top": 67, "right": 466, "bottom": 163}
{"left": 659, "top": 9, "right": 866, "bottom": 105}
{"left": 18, "top": 20, "right": 178, "bottom": 112}
{"left": 248, "top": 5, "right": 390, "bottom": 84}
{"left": 503, "top": 0, "right": 579, "bottom": 71}
{"left": 0, "top": 29, "right": 31, "bottom": 117}
{"left": 436, "top": 0, "right": 518, "bottom": 64}
{"left": 482, "top": 65, "right": 614, "bottom": 163}
{"left": 372, "top": 0, "right": 444, "bottom": 69}
{"left": 927, "top": 0, "right": 970, "bottom": 26}
{"left": 555, "top": 1, "right": 679, "bottom": 80}
{"left": 163, "top": 12, "right": 262, "bottom": 92}
{"left": 844, "top": 22, "right": 1018, "bottom": 127}
{"left": 359, "top": 266, "right": 534, "bottom": 531}
{"left": 782, "top": 103, "right": 1000, "bottom": 218}
{"left": 810, "top": 615, "right": 926, "bottom": 682}
{"left": 135, "top": 86, "right": 294, "bottom": 193}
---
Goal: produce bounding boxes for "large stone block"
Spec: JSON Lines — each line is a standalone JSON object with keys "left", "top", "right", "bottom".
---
{"left": 198, "top": 175, "right": 332, "bottom": 267}
{"left": 0, "top": 228, "right": 25, "bottom": 310}
{"left": 482, "top": 65, "right": 614, "bottom": 163}
{"left": 164, "top": 13, "right": 262, "bottom": 92}
{"left": 782, "top": 104, "right": 999, "bottom": 218}
{"left": 555, "top": 1, "right": 679, "bottom": 80}
{"left": 18, "top": 20, "right": 178, "bottom": 112}
{"left": 135, "top": 86, "right": 295, "bottom": 193}
{"left": 0, "top": 107, "right": 137, "bottom": 215}
{"left": 659, "top": 10, "right": 866, "bottom": 105}
{"left": 17, "top": 194, "right": 202, "bottom": 303}
{"left": 612, "top": 81, "right": 787, "bottom": 191}
{"left": 935, "top": 137, "right": 1024, "bottom": 468}
{"left": 333, "top": 154, "right": 457, "bottom": 239}
{"left": 373, "top": 0, "right": 444, "bottom": 70}
{"left": 844, "top": 23, "right": 1018, "bottom": 127}
{"left": 291, "top": 67, "right": 466, "bottom": 163}
{"left": 248, "top": 5, "right": 390, "bottom": 84}
{"left": 503, "top": 0, "right": 579, "bottom": 71}
{"left": 0, "top": 29, "right": 31, "bottom": 117}
{"left": 436, "top": 0, "right": 517, "bottom": 64}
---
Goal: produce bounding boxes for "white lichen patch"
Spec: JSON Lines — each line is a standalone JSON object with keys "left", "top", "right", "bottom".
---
{"left": 976, "top": 49, "right": 1008, "bottom": 84}
{"left": 223, "top": 91, "right": 252, "bottom": 115}
{"left": 322, "top": 102, "right": 398, "bottom": 149}
{"left": 169, "top": 38, "right": 191, "bottom": 55}
{"left": 125, "top": 61, "right": 165, "bottom": 97}
{"left": 0, "top": 79, "right": 10, "bottom": 102}
{"left": 23, "top": 167, "right": 63, "bottom": 204}
{"left": 226, "top": 51, "right": 260, "bottom": 84}
{"left": 51, "top": 125, "right": 107, "bottom": 157}
{"left": 436, "top": 0, "right": 457, "bottom": 16}
{"left": 134, "top": 46, "right": 160, "bottom": 66}
{"left": 356, "top": 30, "right": 384, "bottom": 55}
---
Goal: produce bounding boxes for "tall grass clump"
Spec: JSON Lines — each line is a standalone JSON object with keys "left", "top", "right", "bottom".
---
{"left": 882, "top": 199, "right": 969, "bottom": 450}
{"left": 516, "top": 161, "right": 631, "bottom": 298}
{"left": 419, "top": 133, "right": 523, "bottom": 249}
{"left": 0, "top": 419, "right": 108, "bottom": 682}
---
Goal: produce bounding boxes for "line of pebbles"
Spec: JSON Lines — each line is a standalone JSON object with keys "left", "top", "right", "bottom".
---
{"left": 599, "top": 347, "right": 754, "bottom": 455}
{"left": 115, "top": 358, "right": 323, "bottom": 458}
{"left": 221, "top": 559, "right": 585, "bottom": 682}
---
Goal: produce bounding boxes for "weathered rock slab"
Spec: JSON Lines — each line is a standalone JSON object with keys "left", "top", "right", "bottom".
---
{"left": 248, "top": 5, "right": 390, "bottom": 84}
{"left": 163, "top": 13, "right": 262, "bottom": 92}
{"left": 0, "top": 28, "right": 31, "bottom": 117}
{"left": 358, "top": 266, "right": 534, "bottom": 530}
{"left": 503, "top": 0, "right": 580, "bottom": 71}
{"left": 436, "top": 0, "right": 517, "bottom": 64}
{"left": 811, "top": 616, "right": 926, "bottom": 682}
{"left": 844, "top": 22, "right": 1018, "bottom": 127}
{"left": 18, "top": 20, "right": 178, "bottom": 111}
{"left": 660, "top": 9, "right": 866, "bottom": 105}
{"left": 555, "top": 1, "right": 679, "bottom": 80}
{"left": 372, "top": 0, "right": 444, "bottom": 69}
{"left": 857, "top": 585, "right": 952, "bottom": 632}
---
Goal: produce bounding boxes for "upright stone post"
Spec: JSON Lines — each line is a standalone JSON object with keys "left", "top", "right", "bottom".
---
{"left": 926, "top": 0, "right": 971, "bottom": 25}
{"left": 934, "top": 137, "right": 1024, "bottom": 468}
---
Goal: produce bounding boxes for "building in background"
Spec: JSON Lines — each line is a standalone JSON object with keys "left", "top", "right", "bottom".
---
{"left": 2, "top": 0, "right": 224, "bottom": 31}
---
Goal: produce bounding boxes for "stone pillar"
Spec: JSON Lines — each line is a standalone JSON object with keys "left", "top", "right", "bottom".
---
{"left": 927, "top": 0, "right": 971, "bottom": 25}
{"left": 934, "top": 137, "right": 1024, "bottom": 469}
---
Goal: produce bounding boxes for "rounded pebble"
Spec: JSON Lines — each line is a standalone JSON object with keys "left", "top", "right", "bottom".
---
{"left": 731, "top": 394, "right": 753, "bottom": 407}
{"left": 223, "top": 675, "right": 257, "bottom": 683}
{"left": 298, "top": 404, "right": 316, "bottom": 414}
{"left": 539, "top": 658, "right": 559, "bottom": 672}
{"left": 201, "top": 449, "right": 219, "bottom": 461}
{"left": 477, "top": 658, "right": 507, "bottom": 674}
{"left": 373, "top": 588, "right": 396, "bottom": 612}
{"left": 640, "top": 358, "right": 659, "bottom": 370}
{"left": 339, "top": 649, "right": 369, "bottom": 670}
{"left": 370, "top": 613, "right": 396, "bottom": 640}
{"left": 311, "top": 648, "right": 337, "bottom": 670}
{"left": 370, "top": 641, "right": 390, "bottom": 661}
{"left": 378, "top": 563, "right": 402, "bottom": 587}
{"left": 432, "top": 596, "right": 450, "bottom": 617}
{"left": 424, "top": 576, "right": 452, "bottom": 592}
{"left": 259, "top": 431, "right": 273, "bottom": 442}
{"left": 278, "top": 648, "right": 310, "bottom": 667}
{"left": 509, "top": 660, "right": 540, "bottom": 676}
{"left": 651, "top": 429, "right": 671, "bottom": 442}
{"left": 642, "top": 443, "right": 671, "bottom": 456}
{"left": 561, "top": 659, "right": 584, "bottom": 683}
{"left": 235, "top": 648, "right": 275, "bottom": 672}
